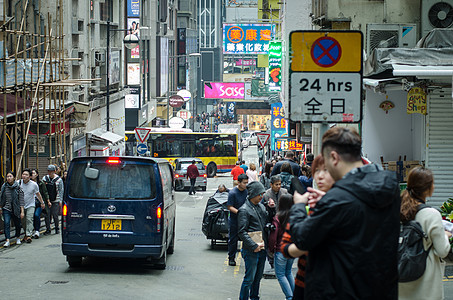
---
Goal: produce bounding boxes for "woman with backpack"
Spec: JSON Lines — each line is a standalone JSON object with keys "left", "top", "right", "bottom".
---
{"left": 399, "top": 167, "right": 451, "bottom": 300}
{"left": 279, "top": 162, "right": 294, "bottom": 194}
{"left": 268, "top": 194, "right": 295, "bottom": 300}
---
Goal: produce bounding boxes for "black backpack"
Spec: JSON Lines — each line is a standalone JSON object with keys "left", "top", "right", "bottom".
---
{"left": 397, "top": 204, "right": 433, "bottom": 282}
{"left": 44, "top": 175, "right": 58, "bottom": 202}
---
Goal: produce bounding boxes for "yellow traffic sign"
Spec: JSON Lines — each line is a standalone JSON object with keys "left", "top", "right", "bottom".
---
{"left": 290, "top": 31, "right": 362, "bottom": 72}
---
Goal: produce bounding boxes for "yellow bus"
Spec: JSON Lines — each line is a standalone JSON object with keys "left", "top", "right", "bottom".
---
{"left": 125, "top": 128, "right": 239, "bottom": 177}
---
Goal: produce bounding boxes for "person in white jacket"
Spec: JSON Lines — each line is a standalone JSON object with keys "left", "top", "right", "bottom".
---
{"left": 399, "top": 167, "right": 452, "bottom": 300}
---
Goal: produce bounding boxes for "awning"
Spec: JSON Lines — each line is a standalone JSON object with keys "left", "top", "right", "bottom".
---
{"left": 392, "top": 64, "right": 453, "bottom": 78}
{"left": 363, "top": 77, "right": 404, "bottom": 93}
{"left": 87, "top": 128, "right": 124, "bottom": 145}
{"left": 363, "top": 78, "right": 402, "bottom": 88}
{"left": 0, "top": 93, "right": 29, "bottom": 119}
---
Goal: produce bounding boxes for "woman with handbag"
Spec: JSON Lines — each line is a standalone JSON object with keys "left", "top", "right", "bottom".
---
{"left": 0, "top": 171, "right": 25, "bottom": 247}
{"left": 399, "top": 167, "right": 451, "bottom": 300}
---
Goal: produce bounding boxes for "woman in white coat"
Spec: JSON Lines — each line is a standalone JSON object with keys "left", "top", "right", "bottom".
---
{"left": 399, "top": 167, "right": 452, "bottom": 300}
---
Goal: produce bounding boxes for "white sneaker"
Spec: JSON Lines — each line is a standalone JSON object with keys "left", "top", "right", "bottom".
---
{"left": 16, "top": 238, "right": 21, "bottom": 245}
{"left": 33, "top": 231, "right": 40, "bottom": 238}
{"left": 3, "top": 240, "right": 10, "bottom": 247}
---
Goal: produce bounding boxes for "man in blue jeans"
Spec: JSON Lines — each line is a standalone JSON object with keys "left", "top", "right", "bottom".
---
{"left": 227, "top": 174, "right": 248, "bottom": 266}
{"left": 238, "top": 181, "right": 268, "bottom": 300}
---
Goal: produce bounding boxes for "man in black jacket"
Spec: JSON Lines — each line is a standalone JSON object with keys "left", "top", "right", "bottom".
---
{"left": 238, "top": 181, "right": 268, "bottom": 300}
{"left": 288, "top": 127, "right": 400, "bottom": 300}
{"left": 271, "top": 151, "right": 301, "bottom": 177}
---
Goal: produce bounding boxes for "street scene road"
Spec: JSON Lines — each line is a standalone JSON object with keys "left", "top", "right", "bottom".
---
{"left": 0, "top": 146, "right": 452, "bottom": 300}
{"left": 0, "top": 147, "right": 281, "bottom": 300}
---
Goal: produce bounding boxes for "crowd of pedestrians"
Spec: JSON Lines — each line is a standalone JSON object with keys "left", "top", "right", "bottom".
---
{"left": 195, "top": 111, "right": 235, "bottom": 132}
{"left": 1, "top": 164, "right": 64, "bottom": 248}
{"left": 227, "top": 127, "right": 452, "bottom": 300}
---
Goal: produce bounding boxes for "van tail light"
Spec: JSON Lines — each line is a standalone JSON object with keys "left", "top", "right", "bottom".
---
{"left": 157, "top": 207, "right": 162, "bottom": 232}
{"left": 175, "top": 174, "right": 180, "bottom": 178}
{"left": 203, "top": 174, "right": 207, "bottom": 178}
{"left": 107, "top": 157, "right": 120, "bottom": 164}
{"left": 62, "top": 204, "right": 68, "bottom": 230}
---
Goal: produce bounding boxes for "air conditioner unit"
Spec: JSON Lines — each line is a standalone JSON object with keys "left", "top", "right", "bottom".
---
{"left": 72, "top": 18, "right": 84, "bottom": 35}
{"left": 91, "top": 51, "right": 105, "bottom": 67}
{"left": 160, "top": 23, "right": 168, "bottom": 36}
{"left": 72, "top": 90, "right": 83, "bottom": 102}
{"left": 421, "top": 0, "right": 453, "bottom": 37}
{"left": 366, "top": 24, "right": 417, "bottom": 55}
{"left": 71, "top": 49, "right": 84, "bottom": 65}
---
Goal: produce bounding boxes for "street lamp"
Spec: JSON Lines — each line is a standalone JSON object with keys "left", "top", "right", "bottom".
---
{"left": 105, "top": 20, "right": 139, "bottom": 132}
{"left": 166, "top": 53, "right": 201, "bottom": 128}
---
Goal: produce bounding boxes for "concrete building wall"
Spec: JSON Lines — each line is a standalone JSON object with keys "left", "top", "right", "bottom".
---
{"left": 225, "top": 7, "right": 258, "bottom": 23}
{"left": 324, "top": 0, "right": 420, "bottom": 35}
{"left": 362, "top": 89, "right": 424, "bottom": 164}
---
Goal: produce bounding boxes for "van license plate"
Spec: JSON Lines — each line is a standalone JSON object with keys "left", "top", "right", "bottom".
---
{"left": 101, "top": 219, "right": 122, "bottom": 231}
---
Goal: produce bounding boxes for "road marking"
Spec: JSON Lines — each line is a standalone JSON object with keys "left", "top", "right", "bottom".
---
{"left": 223, "top": 251, "right": 242, "bottom": 278}
{"left": 234, "top": 251, "right": 242, "bottom": 277}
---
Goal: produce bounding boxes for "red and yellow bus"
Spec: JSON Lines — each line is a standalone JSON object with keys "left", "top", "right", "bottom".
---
{"left": 125, "top": 128, "right": 239, "bottom": 177}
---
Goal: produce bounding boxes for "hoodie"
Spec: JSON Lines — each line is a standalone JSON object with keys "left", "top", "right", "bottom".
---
{"left": 289, "top": 164, "right": 401, "bottom": 300}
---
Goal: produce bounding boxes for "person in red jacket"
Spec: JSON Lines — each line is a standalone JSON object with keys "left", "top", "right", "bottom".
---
{"left": 187, "top": 160, "right": 199, "bottom": 195}
{"left": 231, "top": 161, "right": 245, "bottom": 187}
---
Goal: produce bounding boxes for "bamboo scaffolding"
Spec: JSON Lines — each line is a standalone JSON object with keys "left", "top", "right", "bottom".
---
{"left": 0, "top": 1, "right": 94, "bottom": 179}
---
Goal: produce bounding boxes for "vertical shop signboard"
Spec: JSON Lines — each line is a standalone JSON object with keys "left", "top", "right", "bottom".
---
{"left": 268, "top": 41, "right": 282, "bottom": 91}
{"left": 127, "top": 0, "right": 140, "bottom": 17}
{"left": 271, "top": 102, "right": 287, "bottom": 151}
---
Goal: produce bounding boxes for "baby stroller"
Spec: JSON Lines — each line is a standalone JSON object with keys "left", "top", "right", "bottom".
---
{"left": 202, "top": 191, "right": 230, "bottom": 248}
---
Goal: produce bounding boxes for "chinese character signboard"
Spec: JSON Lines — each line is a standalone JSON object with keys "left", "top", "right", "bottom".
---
{"left": 268, "top": 41, "right": 282, "bottom": 91}
{"left": 204, "top": 82, "right": 245, "bottom": 99}
{"left": 271, "top": 102, "right": 287, "bottom": 151}
{"left": 407, "top": 87, "right": 427, "bottom": 115}
{"left": 131, "top": 46, "right": 139, "bottom": 59}
{"left": 223, "top": 24, "right": 274, "bottom": 54}
{"left": 275, "top": 139, "right": 303, "bottom": 151}
{"left": 289, "top": 31, "right": 363, "bottom": 123}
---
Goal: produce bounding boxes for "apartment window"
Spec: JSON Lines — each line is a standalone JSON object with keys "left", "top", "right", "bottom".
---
{"left": 100, "top": 0, "right": 113, "bottom": 21}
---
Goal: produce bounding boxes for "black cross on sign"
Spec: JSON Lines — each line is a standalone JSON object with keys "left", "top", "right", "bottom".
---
{"left": 305, "top": 98, "right": 322, "bottom": 115}
{"left": 331, "top": 98, "right": 345, "bottom": 114}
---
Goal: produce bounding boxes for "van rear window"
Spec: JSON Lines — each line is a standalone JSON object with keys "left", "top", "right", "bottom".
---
{"left": 68, "top": 162, "right": 156, "bottom": 199}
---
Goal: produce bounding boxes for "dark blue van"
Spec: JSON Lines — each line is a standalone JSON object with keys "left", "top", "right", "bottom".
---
{"left": 61, "top": 156, "right": 176, "bottom": 269}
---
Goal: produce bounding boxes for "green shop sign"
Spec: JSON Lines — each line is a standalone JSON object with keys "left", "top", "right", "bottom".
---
{"left": 268, "top": 40, "right": 282, "bottom": 91}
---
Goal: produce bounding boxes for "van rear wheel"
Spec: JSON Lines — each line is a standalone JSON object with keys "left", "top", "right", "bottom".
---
{"left": 155, "top": 251, "right": 167, "bottom": 270}
{"left": 207, "top": 163, "right": 217, "bottom": 178}
{"left": 67, "top": 256, "right": 82, "bottom": 268}
{"left": 167, "top": 225, "right": 175, "bottom": 255}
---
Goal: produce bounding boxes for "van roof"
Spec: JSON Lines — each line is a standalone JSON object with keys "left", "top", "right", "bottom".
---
{"left": 70, "top": 156, "right": 170, "bottom": 164}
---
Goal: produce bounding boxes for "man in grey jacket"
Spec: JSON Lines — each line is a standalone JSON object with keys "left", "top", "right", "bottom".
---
{"left": 238, "top": 181, "right": 268, "bottom": 300}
